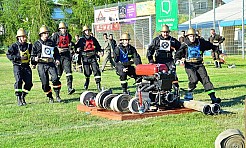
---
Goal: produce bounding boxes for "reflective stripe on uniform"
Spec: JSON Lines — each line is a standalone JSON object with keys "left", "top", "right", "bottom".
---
{"left": 53, "top": 84, "right": 61, "bottom": 89}
{"left": 172, "top": 81, "right": 179, "bottom": 84}
{"left": 66, "top": 73, "right": 72, "bottom": 76}
{"left": 120, "top": 80, "right": 127, "bottom": 84}
{"left": 23, "top": 89, "right": 29, "bottom": 93}
{"left": 45, "top": 89, "right": 52, "bottom": 95}
{"left": 94, "top": 76, "right": 101, "bottom": 79}
{"left": 15, "top": 89, "right": 22, "bottom": 92}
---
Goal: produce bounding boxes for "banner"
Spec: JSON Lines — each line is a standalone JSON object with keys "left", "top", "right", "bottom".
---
{"left": 94, "top": 7, "right": 120, "bottom": 32}
{"left": 119, "top": 4, "right": 136, "bottom": 24}
{"left": 136, "top": 1, "right": 155, "bottom": 17}
{"left": 156, "top": 0, "right": 178, "bottom": 31}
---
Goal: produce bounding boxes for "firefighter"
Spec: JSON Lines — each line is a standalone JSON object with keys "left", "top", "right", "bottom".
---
{"left": 50, "top": 22, "right": 75, "bottom": 95}
{"left": 6, "top": 28, "right": 33, "bottom": 106}
{"left": 31, "top": 25, "right": 62, "bottom": 103}
{"left": 75, "top": 25, "right": 102, "bottom": 91}
{"left": 208, "top": 29, "right": 225, "bottom": 68}
{"left": 147, "top": 24, "right": 181, "bottom": 98}
{"left": 109, "top": 34, "right": 117, "bottom": 51}
{"left": 175, "top": 28, "right": 221, "bottom": 104}
{"left": 114, "top": 33, "right": 142, "bottom": 94}
{"left": 101, "top": 33, "right": 115, "bottom": 72}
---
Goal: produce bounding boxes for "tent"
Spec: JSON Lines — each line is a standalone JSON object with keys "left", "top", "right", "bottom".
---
{"left": 178, "top": 0, "right": 246, "bottom": 30}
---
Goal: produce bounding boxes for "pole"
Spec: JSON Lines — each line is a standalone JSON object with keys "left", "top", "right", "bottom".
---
{"left": 189, "top": 0, "right": 191, "bottom": 28}
{"left": 242, "top": 0, "right": 245, "bottom": 59}
{"left": 213, "top": 0, "right": 216, "bottom": 29}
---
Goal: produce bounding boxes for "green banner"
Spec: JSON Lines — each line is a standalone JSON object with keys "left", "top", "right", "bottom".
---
{"left": 156, "top": 0, "right": 178, "bottom": 31}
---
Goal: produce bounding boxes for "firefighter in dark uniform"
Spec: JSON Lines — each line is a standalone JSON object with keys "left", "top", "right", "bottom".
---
{"left": 50, "top": 22, "right": 75, "bottom": 95}
{"left": 31, "top": 25, "right": 62, "bottom": 103}
{"left": 114, "top": 33, "right": 142, "bottom": 94}
{"left": 147, "top": 24, "right": 181, "bottom": 98}
{"left": 175, "top": 28, "right": 221, "bottom": 104}
{"left": 6, "top": 28, "right": 33, "bottom": 106}
{"left": 208, "top": 29, "right": 225, "bottom": 68}
{"left": 75, "top": 25, "right": 102, "bottom": 91}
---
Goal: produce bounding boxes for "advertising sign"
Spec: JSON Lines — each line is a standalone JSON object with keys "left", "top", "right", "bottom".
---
{"left": 94, "top": 6, "right": 120, "bottom": 31}
{"left": 136, "top": 1, "right": 155, "bottom": 17}
{"left": 156, "top": 0, "right": 178, "bottom": 31}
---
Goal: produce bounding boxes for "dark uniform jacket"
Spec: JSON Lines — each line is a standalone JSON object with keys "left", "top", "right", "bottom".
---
{"left": 147, "top": 35, "right": 181, "bottom": 64}
{"left": 6, "top": 41, "right": 33, "bottom": 65}
{"left": 114, "top": 43, "right": 142, "bottom": 67}
{"left": 31, "top": 39, "right": 60, "bottom": 66}
{"left": 175, "top": 38, "right": 216, "bottom": 65}
{"left": 75, "top": 35, "right": 102, "bottom": 58}
{"left": 208, "top": 34, "right": 225, "bottom": 45}
{"left": 50, "top": 32, "right": 72, "bottom": 47}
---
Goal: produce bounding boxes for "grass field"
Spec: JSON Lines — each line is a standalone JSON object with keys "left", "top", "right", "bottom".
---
{"left": 0, "top": 55, "right": 245, "bottom": 148}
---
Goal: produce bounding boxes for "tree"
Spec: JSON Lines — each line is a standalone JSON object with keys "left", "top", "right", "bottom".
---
{"left": 0, "top": 0, "right": 56, "bottom": 45}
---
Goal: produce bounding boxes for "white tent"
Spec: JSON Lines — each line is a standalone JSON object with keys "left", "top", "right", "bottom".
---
{"left": 178, "top": 0, "right": 246, "bottom": 30}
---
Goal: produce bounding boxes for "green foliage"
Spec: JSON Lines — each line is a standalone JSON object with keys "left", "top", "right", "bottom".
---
{"left": 0, "top": 0, "right": 56, "bottom": 45}
{"left": 0, "top": 55, "right": 245, "bottom": 147}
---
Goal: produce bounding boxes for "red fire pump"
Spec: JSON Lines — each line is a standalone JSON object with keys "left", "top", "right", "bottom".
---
{"left": 129, "top": 64, "right": 180, "bottom": 113}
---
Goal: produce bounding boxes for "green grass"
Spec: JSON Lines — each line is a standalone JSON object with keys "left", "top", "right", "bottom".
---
{"left": 0, "top": 55, "right": 245, "bottom": 148}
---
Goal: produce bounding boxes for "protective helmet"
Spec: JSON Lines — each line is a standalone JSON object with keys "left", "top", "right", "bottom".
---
{"left": 82, "top": 25, "right": 91, "bottom": 32}
{"left": 186, "top": 28, "right": 196, "bottom": 36}
{"left": 59, "top": 22, "right": 67, "bottom": 29}
{"left": 120, "top": 33, "right": 131, "bottom": 40}
{"left": 160, "top": 24, "right": 170, "bottom": 32}
{"left": 16, "top": 28, "right": 27, "bottom": 37}
{"left": 39, "top": 25, "right": 49, "bottom": 35}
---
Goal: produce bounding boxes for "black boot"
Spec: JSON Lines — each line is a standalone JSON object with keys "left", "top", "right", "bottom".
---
{"left": 209, "top": 92, "right": 221, "bottom": 104}
{"left": 84, "top": 78, "right": 90, "bottom": 90}
{"left": 214, "top": 61, "right": 219, "bottom": 68}
{"left": 121, "top": 83, "right": 128, "bottom": 94}
{"left": 21, "top": 92, "right": 27, "bottom": 105}
{"left": 68, "top": 88, "right": 75, "bottom": 95}
{"left": 54, "top": 89, "right": 62, "bottom": 103}
{"left": 16, "top": 95, "right": 23, "bottom": 106}
{"left": 96, "top": 82, "right": 102, "bottom": 92}
{"left": 47, "top": 92, "right": 54, "bottom": 103}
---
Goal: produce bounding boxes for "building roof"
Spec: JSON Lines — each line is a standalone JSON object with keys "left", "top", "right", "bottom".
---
{"left": 179, "top": 0, "right": 246, "bottom": 30}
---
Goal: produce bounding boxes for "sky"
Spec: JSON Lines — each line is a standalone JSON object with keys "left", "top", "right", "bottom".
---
{"left": 223, "top": 0, "right": 234, "bottom": 3}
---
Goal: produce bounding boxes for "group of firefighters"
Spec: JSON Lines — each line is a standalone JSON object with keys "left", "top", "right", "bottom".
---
{"left": 6, "top": 22, "right": 223, "bottom": 106}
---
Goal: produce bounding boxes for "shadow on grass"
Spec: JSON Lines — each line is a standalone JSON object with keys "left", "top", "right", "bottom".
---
{"left": 62, "top": 97, "right": 79, "bottom": 103}
{"left": 188, "top": 84, "right": 246, "bottom": 94}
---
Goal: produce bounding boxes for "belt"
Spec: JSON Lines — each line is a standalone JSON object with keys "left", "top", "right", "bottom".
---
{"left": 82, "top": 51, "right": 95, "bottom": 57}
{"left": 38, "top": 58, "right": 54, "bottom": 63}
{"left": 58, "top": 48, "right": 69, "bottom": 53}
{"left": 186, "top": 58, "right": 202, "bottom": 63}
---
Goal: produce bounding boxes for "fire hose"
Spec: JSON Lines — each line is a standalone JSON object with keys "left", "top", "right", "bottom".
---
{"left": 215, "top": 129, "right": 245, "bottom": 148}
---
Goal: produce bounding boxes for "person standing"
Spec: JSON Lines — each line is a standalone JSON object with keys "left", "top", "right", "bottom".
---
{"left": 175, "top": 28, "right": 221, "bottom": 104}
{"left": 50, "top": 22, "right": 75, "bottom": 95}
{"left": 31, "top": 25, "right": 62, "bottom": 103}
{"left": 109, "top": 34, "right": 117, "bottom": 51}
{"left": 179, "top": 30, "right": 185, "bottom": 43}
{"left": 6, "top": 28, "right": 33, "bottom": 106}
{"left": 147, "top": 24, "right": 181, "bottom": 98}
{"left": 208, "top": 29, "right": 225, "bottom": 68}
{"left": 114, "top": 32, "right": 142, "bottom": 94}
{"left": 75, "top": 25, "right": 102, "bottom": 91}
{"left": 101, "top": 33, "right": 115, "bottom": 72}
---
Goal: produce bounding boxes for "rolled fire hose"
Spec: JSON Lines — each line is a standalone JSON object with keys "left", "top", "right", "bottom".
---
{"left": 95, "top": 89, "right": 112, "bottom": 108}
{"left": 215, "top": 129, "right": 245, "bottom": 148}
{"left": 180, "top": 100, "right": 212, "bottom": 115}
{"left": 80, "top": 91, "right": 97, "bottom": 106}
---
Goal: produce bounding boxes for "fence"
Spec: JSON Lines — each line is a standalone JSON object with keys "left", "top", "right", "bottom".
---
{"left": 92, "top": 0, "right": 245, "bottom": 57}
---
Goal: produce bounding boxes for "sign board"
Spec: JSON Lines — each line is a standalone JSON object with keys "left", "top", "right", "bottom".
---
{"left": 94, "top": 7, "right": 120, "bottom": 32}
{"left": 156, "top": 0, "right": 178, "bottom": 31}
